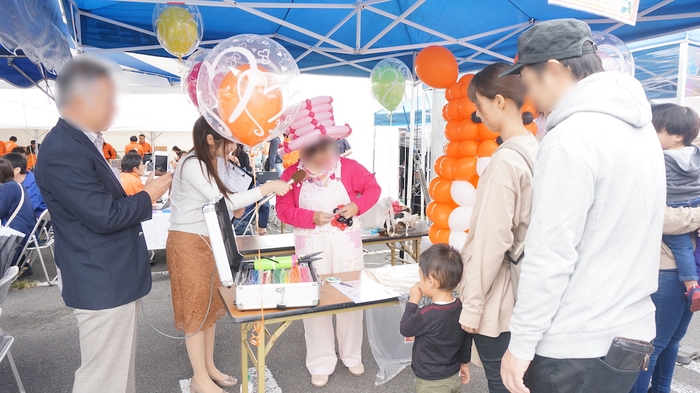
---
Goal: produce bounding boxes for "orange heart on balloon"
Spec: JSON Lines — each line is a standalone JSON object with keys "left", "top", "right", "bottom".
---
{"left": 217, "top": 66, "right": 283, "bottom": 146}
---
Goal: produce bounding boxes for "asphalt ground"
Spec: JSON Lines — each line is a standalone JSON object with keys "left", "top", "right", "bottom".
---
{"left": 1, "top": 246, "right": 699, "bottom": 393}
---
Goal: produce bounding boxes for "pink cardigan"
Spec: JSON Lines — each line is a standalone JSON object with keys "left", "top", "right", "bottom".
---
{"left": 277, "top": 158, "right": 381, "bottom": 229}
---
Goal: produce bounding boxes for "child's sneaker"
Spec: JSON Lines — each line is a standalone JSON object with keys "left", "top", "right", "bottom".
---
{"left": 687, "top": 286, "right": 700, "bottom": 312}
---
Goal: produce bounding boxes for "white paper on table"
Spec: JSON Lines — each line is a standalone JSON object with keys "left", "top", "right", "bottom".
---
{"left": 331, "top": 280, "right": 399, "bottom": 304}
{"left": 223, "top": 162, "right": 253, "bottom": 193}
{"left": 363, "top": 264, "right": 420, "bottom": 295}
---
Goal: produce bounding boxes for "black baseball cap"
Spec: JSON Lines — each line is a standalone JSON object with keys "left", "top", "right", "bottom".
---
{"left": 501, "top": 19, "right": 597, "bottom": 76}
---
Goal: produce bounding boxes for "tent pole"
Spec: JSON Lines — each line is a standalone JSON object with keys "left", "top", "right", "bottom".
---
{"left": 677, "top": 39, "right": 689, "bottom": 106}
{"left": 406, "top": 52, "right": 417, "bottom": 211}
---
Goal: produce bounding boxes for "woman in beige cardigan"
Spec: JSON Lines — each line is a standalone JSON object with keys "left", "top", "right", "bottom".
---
{"left": 458, "top": 63, "right": 539, "bottom": 393}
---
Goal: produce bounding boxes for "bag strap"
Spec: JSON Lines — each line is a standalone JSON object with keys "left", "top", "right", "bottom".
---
{"left": 498, "top": 140, "right": 535, "bottom": 263}
{"left": 499, "top": 140, "right": 535, "bottom": 175}
{"left": 4, "top": 182, "right": 25, "bottom": 228}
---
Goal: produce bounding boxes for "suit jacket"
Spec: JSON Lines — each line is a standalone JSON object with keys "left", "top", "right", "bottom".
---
{"left": 35, "top": 119, "right": 153, "bottom": 310}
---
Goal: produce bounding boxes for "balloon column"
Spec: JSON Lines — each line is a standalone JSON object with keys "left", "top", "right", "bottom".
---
{"left": 181, "top": 49, "right": 209, "bottom": 110}
{"left": 196, "top": 34, "right": 300, "bottom": 147}
{"left": 418, "top": 46, "right": 538, "bottom": 248}
{"left": 369, "top": 58, "right": 412, "bottom": 112}
{"left": 153, "top": 4, "right": 203, "bottom": 59}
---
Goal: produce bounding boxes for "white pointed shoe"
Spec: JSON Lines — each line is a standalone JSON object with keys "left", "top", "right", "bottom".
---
{"left": 311, "top": 375, "right": 329, "bottom": 387}
{"left": 348, "top": 364, "right": 364, "bottom": 376}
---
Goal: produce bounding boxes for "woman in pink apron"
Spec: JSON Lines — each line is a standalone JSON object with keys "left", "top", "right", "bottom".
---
{"left": 276, "top": 98, "right": 381, "bottom": 388}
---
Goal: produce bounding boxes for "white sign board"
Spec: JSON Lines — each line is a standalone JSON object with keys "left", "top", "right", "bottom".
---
{"left": 549, "top": 0, "right": 640, "bottom": 25}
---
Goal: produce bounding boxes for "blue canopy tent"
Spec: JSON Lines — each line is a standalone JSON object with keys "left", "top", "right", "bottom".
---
{"left": 629, "top": 29, "right": 700, "bottom": 101}
{"left": 63, "top": 0, "right": 700, "bottom": 76}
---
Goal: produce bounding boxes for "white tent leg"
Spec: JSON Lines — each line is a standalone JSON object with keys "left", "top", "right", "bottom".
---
{"left": 677, "top": 39, "right": 689, "bottom": 106}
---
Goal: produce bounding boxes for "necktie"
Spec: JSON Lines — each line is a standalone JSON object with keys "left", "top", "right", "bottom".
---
{"left": 94, "top": 132, "right": 105, "bottom": 152}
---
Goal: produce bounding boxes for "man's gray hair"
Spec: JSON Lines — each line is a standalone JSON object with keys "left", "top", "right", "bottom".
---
{"left": 55, "top": 56, "right": 111, "bottom": 109}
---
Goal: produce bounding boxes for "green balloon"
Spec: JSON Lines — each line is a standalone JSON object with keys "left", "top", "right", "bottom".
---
{"left": 370, "top": 64, "right": 406, "bottom": 112}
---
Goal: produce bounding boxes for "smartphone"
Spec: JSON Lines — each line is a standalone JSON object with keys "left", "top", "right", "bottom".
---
{"left": 153, "top": 151, "right": 169, "bottom": 176}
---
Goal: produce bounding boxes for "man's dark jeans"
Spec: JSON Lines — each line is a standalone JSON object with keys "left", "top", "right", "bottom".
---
{"left": 524, "top": 354, "right": 640, "bottom": 393}
{"left": 473, "top": 332, "right": 510, "bottom": 393}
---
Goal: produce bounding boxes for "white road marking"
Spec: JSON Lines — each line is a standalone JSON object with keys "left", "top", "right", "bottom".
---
{"left": 672, "top": 380, "right": 700, "bottom": 393}
{"left": 681, "top": 360, "right": 700, "bottom": 374}
{"left": 179, "top": 366, "right": 280, "bottom": 393}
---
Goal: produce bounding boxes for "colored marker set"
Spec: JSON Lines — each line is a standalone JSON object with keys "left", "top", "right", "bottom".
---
{"left": 239, "top": 264, "right": 314, "bottom": 285}
{"left": 233, "top": 253, "right": 322, "bottom": 311}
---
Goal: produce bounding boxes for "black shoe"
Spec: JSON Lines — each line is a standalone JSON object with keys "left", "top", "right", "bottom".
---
{"left": 18, "top": 266, "right": 33, "bottom": 279}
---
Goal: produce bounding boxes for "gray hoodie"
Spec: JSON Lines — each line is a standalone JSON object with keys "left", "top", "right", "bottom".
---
{"left": 509, "top": 71, "right": 665, "bottom": 360}
{"left": 664, "top": 145, "right": 700, "bottom": 203}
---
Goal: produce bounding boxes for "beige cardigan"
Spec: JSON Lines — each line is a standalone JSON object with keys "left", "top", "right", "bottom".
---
{"left": 660, "top": 206, "right": 700, "bottom": 269}
{"left": 458, "top": 134, "right": 539, "bottom": 338}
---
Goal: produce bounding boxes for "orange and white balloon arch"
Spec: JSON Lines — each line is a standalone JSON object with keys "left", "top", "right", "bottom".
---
{"left": 425, "top": 73, "right": 538, "bottom": 249}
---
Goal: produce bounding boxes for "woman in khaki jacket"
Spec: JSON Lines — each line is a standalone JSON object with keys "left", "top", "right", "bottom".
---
{"left": 458, "top": 63, "right": 539, "bottom": 393}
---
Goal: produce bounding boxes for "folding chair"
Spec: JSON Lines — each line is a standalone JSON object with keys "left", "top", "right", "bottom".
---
{"left": 15, "top": 210, "right": 56, "bottom": 285}
{"left": 0, "top": 266, "right": 26, "bottom": 393}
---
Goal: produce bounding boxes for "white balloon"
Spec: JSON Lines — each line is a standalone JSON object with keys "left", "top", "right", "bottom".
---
{"left": 449, "top": 231, "right": 468, "bottom": 250}
{"left": 448, "top": 206, "right": 473, "bottom": 232}
{"left": 450, "top": 181, "right": 476, "bottom": 207}
{"left": 476, "top": 157, "right": 491, "bottom": 177}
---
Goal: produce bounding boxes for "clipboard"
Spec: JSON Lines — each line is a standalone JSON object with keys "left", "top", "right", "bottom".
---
{"left": 223, "top": 161, "right": 254, "bottom": 193}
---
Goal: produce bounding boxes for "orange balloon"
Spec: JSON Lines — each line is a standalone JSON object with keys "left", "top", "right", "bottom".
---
{"left": 444, "top": 121, "right": 460, "bottom": 141}
{"left": 478, "top": 123, "right": 499, "bottom": 140}
{"left": 453, "top": 157, "right": 477, "bottom": 180}
{"left": 444, "top": 102, "right": 462, "bottom": 121}
{"left": 446, "top": 83, "right": 463, "bottom": 101}
{"left": 458, "top": 98, "right": 477, "bottom": 119}
{"left": 428, "top": 225, "right": 450, "bottom": 244}
{"left": 445, "top": 142, "right": 461, "bottom": 158}
{"left": 468, "top": 175, "right": 480, "bottom": 188}
{"left": 429, "top": 203, "right": 453, "bottom": 228}
{"left": 434, "top": 156, "right": 456, "bottom": 180}
{"left": 217, "top": 68, "right": 283, "bottom": 147}
{"left": 522, "top": 99, "right": 538, "bottom": 119}
{"left": 415, "top": 46, "right": 458, "bottom": 89}
{"left": 426, "top": 201, "right": 438, "bottom": 219}
{"left": 459, "top": 140, "right": 478, "bottom": 157}
{"left": 457, "top": 120, "right": 479, "bottom": 140}
{"left": 478, "top": 139, "right": 499, "bottom": 157}
{"left": 429, "top": 177, "right": 454, "bottom": 205}
{"left": 459, "top": 73, "right": 474, "bottom": 86}
{"left": 525, "top": 122, "right": 538, "bottom": 135}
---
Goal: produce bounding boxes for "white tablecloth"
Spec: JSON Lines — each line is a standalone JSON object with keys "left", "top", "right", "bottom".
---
{"left": 141, "top": 210, "right": 170, "bottom": 251}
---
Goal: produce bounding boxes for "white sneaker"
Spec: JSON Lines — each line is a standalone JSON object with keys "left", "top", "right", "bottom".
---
{"left": 311, "top": 375, "right": 329, "bottom": 387}
{"left": 348, "top": 364, "right": 364, "bottom": 376}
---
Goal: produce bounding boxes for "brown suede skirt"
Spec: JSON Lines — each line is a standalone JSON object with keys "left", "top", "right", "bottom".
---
{"left": 166, "top": 230, "right": 226, "bottom": 333}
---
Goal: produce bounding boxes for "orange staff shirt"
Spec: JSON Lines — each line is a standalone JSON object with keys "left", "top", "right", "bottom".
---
{"left": 124, "top": 142, "right": 144, "bottom": 157}
{"left": 139, "top": 142, "right": 152, "bottom": 155}
{"left": 103, "top": 143, "right": 117, "bottom": 160}
{"left": 119, "top": 171, "right": 144, "bottom": 196}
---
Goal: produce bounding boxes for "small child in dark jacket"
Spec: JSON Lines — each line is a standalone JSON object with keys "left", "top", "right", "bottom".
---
{"left": 400, "top": 243, "right": 472, "bottom": 393}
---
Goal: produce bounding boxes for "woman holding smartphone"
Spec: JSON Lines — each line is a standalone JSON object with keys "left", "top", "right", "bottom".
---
{"left": 167, "top": 116, "right": 291, "bottom": 393}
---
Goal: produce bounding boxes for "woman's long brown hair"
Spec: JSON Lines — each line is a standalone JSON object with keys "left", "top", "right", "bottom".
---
{"left": 184, "top": 116, "right": 232, "bottom": 196}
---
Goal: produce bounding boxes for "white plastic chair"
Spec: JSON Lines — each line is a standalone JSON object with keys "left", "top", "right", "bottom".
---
{"left": 0, "top": 266, "right": 26, "bottom": 393}
{"left": 15, "top": 210, "right": 56, "bottom": 285}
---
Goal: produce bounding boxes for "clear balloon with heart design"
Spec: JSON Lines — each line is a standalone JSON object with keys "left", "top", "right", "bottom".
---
{"left": 196, "top": 34, "right": 300, "bottom": 147}
{"left": 152, "top": 4, "right": 203, "bottom": 59}
{"left": 369, "top": 58, "right": 412, "bottom": 112}
{"left": 181, "top": 48, "right": 209, "bottom": 110}
{"left": 591, "top": 31, "right": 635, "bottom": 77}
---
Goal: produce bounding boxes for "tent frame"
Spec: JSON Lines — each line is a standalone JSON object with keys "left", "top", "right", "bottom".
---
{"left": 64, "top": 0, "right": 700, "bottom": 74}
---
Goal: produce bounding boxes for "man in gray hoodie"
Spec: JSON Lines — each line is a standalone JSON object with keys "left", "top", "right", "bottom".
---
{"left": 499, "top": 19, "right": 665, "bottom": 393}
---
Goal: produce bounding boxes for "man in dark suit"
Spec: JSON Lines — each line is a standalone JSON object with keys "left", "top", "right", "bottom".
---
{"left": 35, "top": 56, "right": 172, "bottom": 393}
